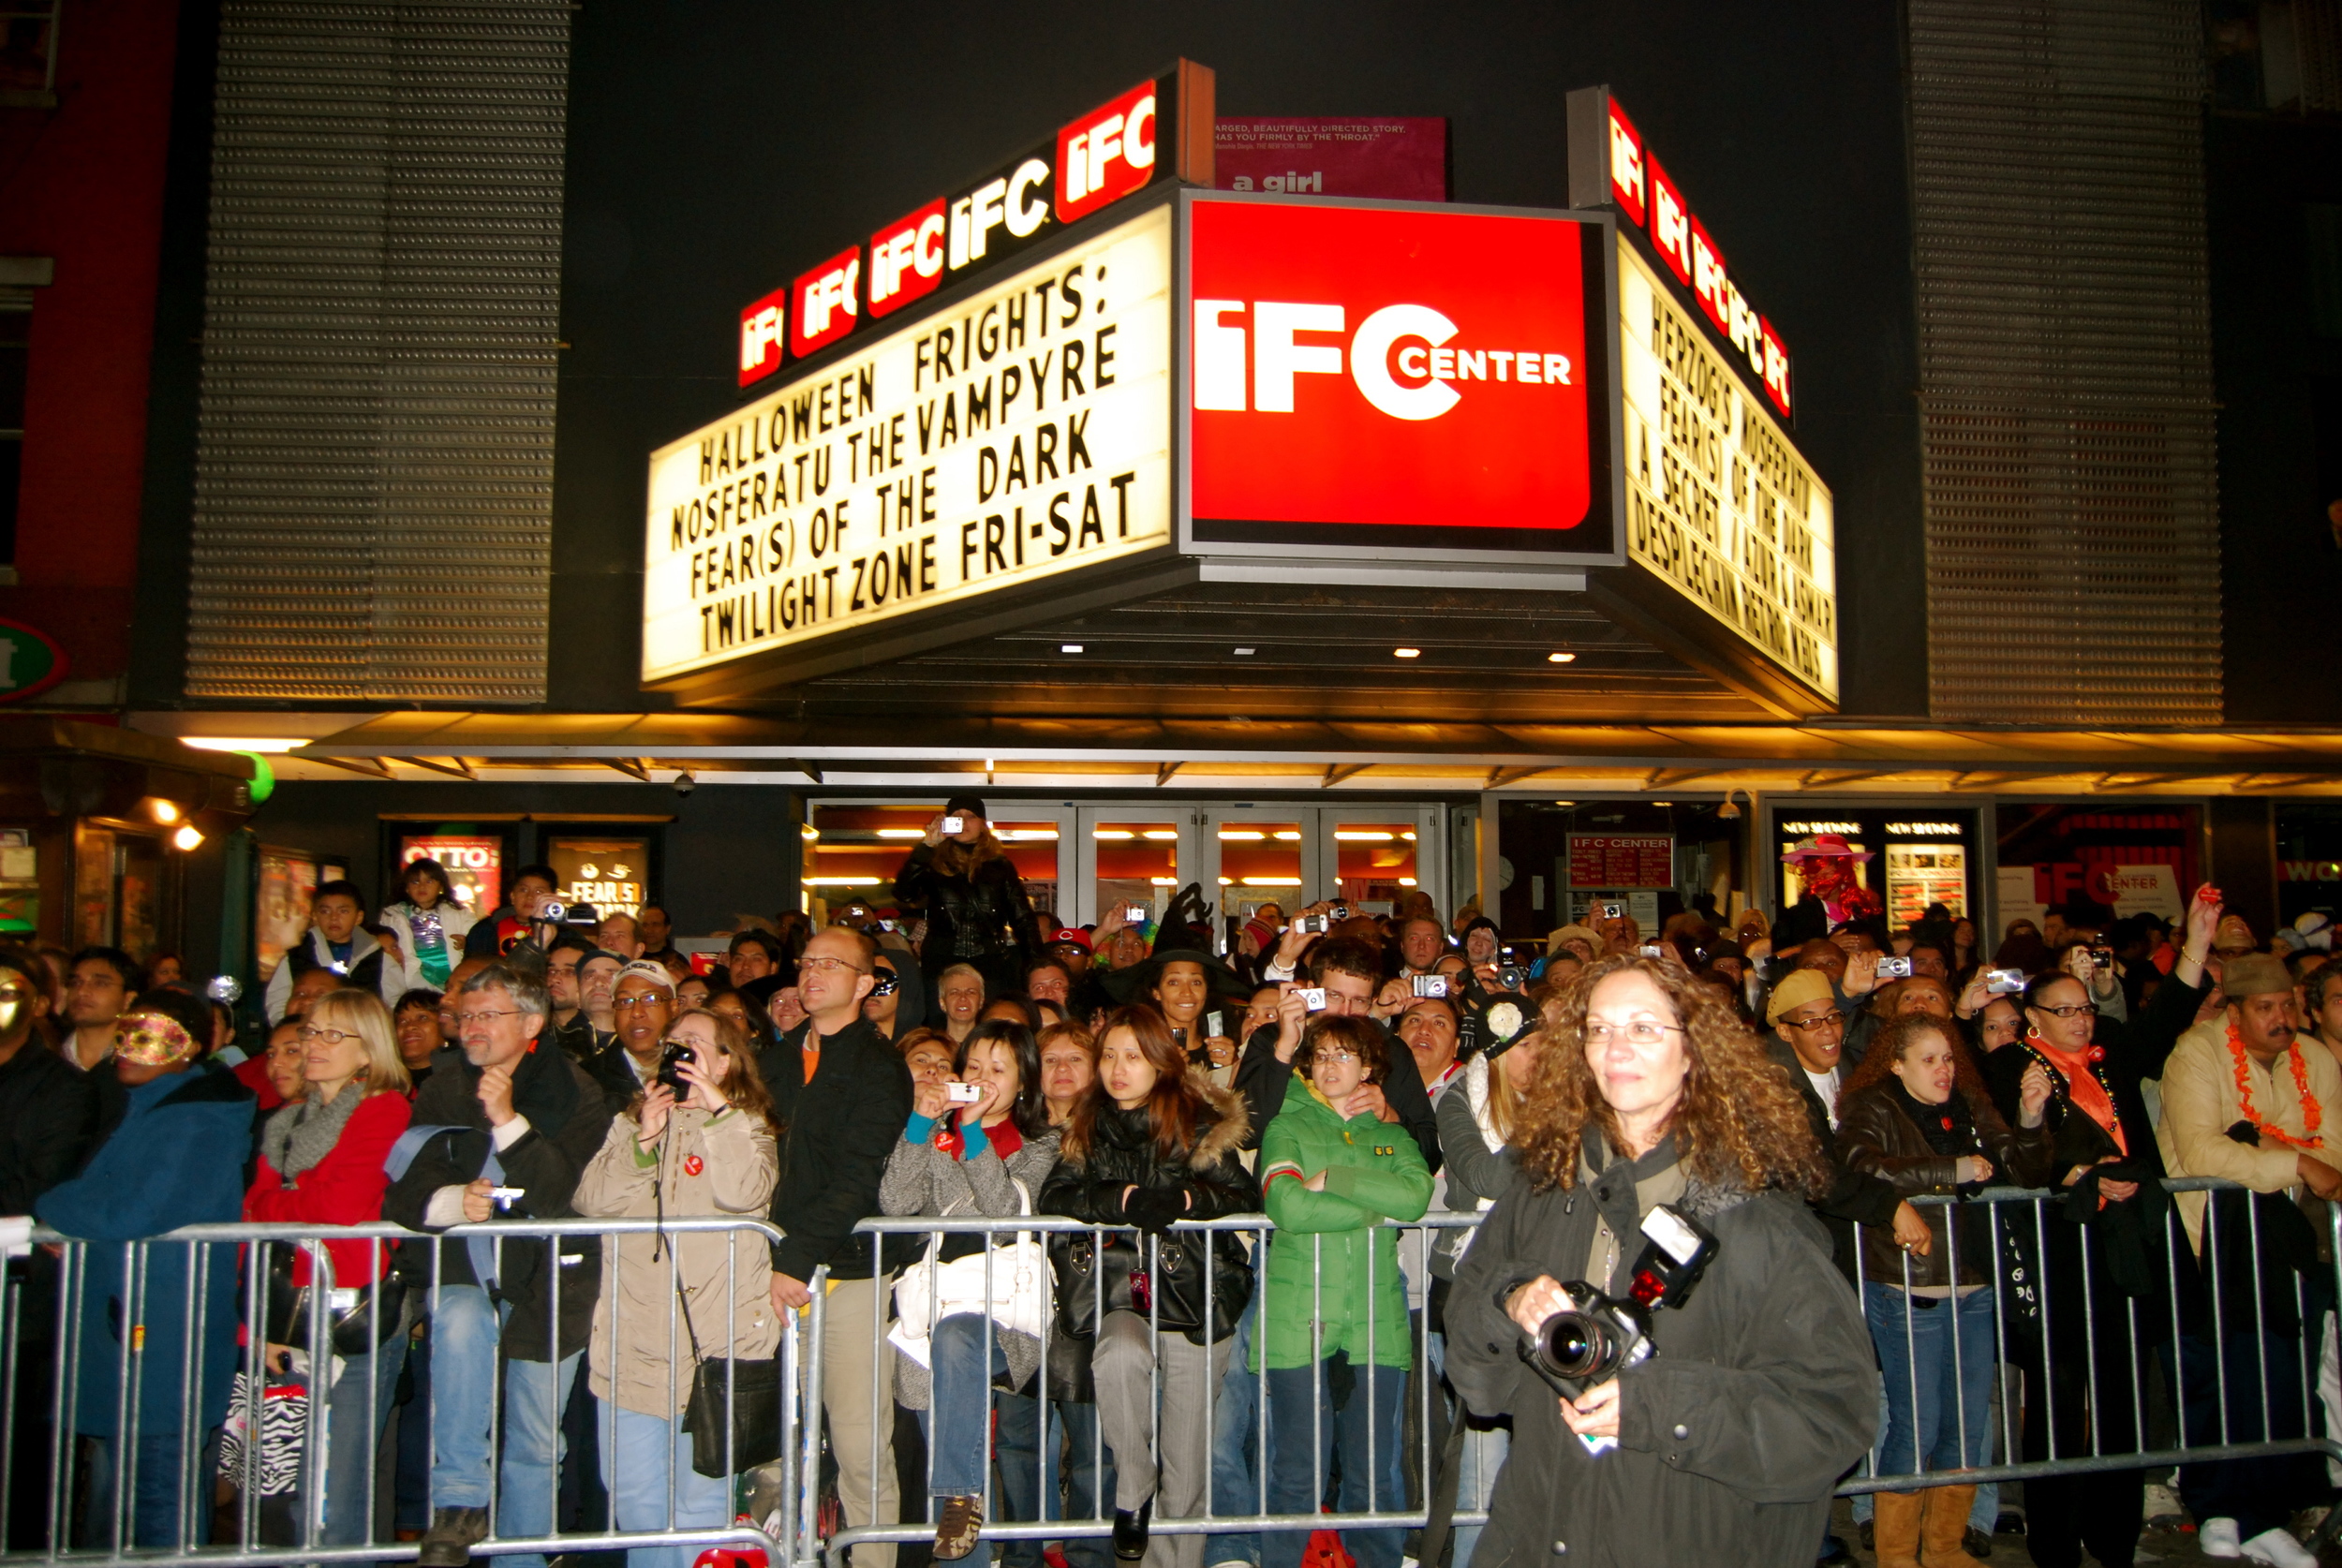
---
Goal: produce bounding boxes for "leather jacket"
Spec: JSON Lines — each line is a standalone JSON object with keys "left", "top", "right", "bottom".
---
{"left": 1836, "top": 1082, "right": 2052, "bottom": 1289}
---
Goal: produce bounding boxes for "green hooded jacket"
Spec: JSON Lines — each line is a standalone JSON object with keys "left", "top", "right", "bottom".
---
{"left": 1253, "top": 1077, "right": 1434, "bottom": 1370}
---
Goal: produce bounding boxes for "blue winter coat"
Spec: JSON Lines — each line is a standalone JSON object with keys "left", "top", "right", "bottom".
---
{"left": 37, "top": 1063, "right": 254, "bottom": 1438}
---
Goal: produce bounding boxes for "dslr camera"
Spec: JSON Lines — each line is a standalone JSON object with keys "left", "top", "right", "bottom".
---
{"left": 1516, "top": 1203, "right": 1719, "bottom": 1400}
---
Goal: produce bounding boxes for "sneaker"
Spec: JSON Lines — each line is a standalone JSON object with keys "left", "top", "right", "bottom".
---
{"left": 2201, "top": 1517, "right": 2243, "bottom": 1559}
{"left": 417, "top": 1506, "right": 491, "bottom": 1568}
{"left": 2142, "top": 1483, "right": 2185, "bottom": 1523}
{"left": 2239, "top": 1526, "right": 2317, "bottom": 1568}
{"left": 934, "top": 1496, "right": 984, "bottom": 1562}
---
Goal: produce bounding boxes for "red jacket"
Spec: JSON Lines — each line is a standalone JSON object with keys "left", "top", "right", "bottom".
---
{"left": 245, "top": 1091, "right": 413, "bottom": 1285}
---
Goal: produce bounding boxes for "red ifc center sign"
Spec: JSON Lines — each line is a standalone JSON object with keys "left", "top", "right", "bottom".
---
{"left": 1187, "top": 200, "right": 1608, "bottom": 550}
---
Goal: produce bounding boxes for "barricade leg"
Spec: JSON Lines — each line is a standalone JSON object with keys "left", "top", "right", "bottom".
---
{"left": 597, "top": 1398, "right": 731, "bottom": 1568}
{"left": 495, "top": 1347, "right": 582, "bottom": 1568}
{"left": 818, "top": 1274, "right": 898, "bottom": 1568}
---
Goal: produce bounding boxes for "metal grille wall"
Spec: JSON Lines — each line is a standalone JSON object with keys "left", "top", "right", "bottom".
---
{"left": 1910, "top": 0, "right": 2223, "bottom": 725}
{"left": 185, "top": 0, "right": 568, "bottom": 703}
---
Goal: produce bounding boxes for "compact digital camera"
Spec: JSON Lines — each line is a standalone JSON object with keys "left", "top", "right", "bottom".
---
{"left": 1984, "top": 968, "right": 2026, "bottom": 996}
{"left": 1296, "top": 987, "right": 1327, "bottom": 1011}
{"left": 656, "top": 1041, "right": 693, "bottom": 1092}
{"left": 1878, "top": 956, "right": 1914, "bottom": 979}
{"left": 1412, "top": 974, "right": 1448, "bottom": 998}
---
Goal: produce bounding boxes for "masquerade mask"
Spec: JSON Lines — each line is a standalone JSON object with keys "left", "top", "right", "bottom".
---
{"left": 0, "top": 968, "right": 32, "bottom": 1037}
{"left": 116, "top": 1011, "right": 200, "bottom": 1068}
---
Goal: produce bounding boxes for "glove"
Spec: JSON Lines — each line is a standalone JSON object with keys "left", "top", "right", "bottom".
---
{"left": 1123, "top": 1187, "right": 1185, "bottom": 1235}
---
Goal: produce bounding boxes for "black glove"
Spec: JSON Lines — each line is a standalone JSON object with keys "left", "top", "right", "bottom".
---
{"left": 1123, "top": 1187, "right": 1185, "bottom": 1235}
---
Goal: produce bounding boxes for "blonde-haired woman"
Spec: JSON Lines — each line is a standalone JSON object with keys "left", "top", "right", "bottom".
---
{"left": 243, "top": 987, "right": 415, "bottom": 1549}
{"left": 894, "top": 795, "right": 1037, "bottom": 999}
{"left": 573, "top": 1007, "right": 779, "bottom": 1568}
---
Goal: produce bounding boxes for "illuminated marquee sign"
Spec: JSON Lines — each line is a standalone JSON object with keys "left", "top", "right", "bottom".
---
{"left": 1184, "top": 196, "right": 1617, "bottom": 559}
{"left": 735, "top": 63, "right": 1209, "bottom": 389}
{"left": 646, "top": 203, "right": 1175, "bottom": 686}
{"left": 1568, "top": 87, "right": 1792, "bottom": 421}
{"left": 1618, "top": 235, "right": 1836, "bottom": 700}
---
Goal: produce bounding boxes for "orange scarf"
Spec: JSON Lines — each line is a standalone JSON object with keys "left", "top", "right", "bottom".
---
{"left": 2040, "top": 1043, "right": 2127, "bottom": 1155}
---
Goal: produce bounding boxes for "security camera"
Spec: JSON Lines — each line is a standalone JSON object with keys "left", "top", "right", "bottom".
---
{"left": 673, "top": 770, "right": 696, "bottom": 797}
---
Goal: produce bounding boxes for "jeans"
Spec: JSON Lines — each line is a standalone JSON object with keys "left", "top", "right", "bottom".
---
{"left": 323, "top": 1334, "right": 410, "bottom": 1545}
{"left": 83, "top": 1431, "right": 204, "bottom": 1549}
{"left": 1262, "top": 1359, "right": 1405, "bottom": 1568}
{"left": 599, "top": 1400, "right": 734, "bottom": 1568}
{"left": 395, "top": 1333, "right": 434, "bottom": 1531}
{"left": 1206, "top": 1300, "right": 1265, "bottom": 1567}
{"left": 928, "top": 1314, "right": 1012, "bottom": 1501}
{"left": 1847, "top": 1381, "right": 1999, "bottom": 1532}
{"left": 1864, "top": 1287, "right": 1995, "bottom": 1484}
{"left": 430, "top": 1283, "right": 583, "bottom": 1568}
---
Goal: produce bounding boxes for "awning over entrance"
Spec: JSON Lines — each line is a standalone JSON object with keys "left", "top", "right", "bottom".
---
{"left": 129, "top": 709, "right": 2342, "bottom": 797}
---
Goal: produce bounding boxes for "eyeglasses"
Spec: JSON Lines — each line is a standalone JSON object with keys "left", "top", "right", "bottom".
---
{"left": 798, "top": 955, "right": 870, "bottom": 977}
{"left": 2034, "top": 1003, "right": 2099, "bottom": 1019}
{"left": 1583, "top": 1021, "right": 1686, "bottom": 1047}
{"left": 1780, "top": 1012, "right": 1845, "bottom": 1032}
{"left": 1315, "top": 1046, "right": 1361, "bottom": 1065}
{"left": 613, "top": 994, "right": 668, "bottom": 1012}
{"left": 658, "top": 1037, "right": 721, "bottom": 1054}
{"left": 297, "top": 1026, "right": 361, "bottom": 1045}
{"left": 453, "top": 1009, "right": 523, "bottom": 1029}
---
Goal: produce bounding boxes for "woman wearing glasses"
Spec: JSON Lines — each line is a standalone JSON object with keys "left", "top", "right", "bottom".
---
{"left": 1979, "top": 888, "right": 2220, "bottom": 1568}
{"left": 573, "top": 1007, "right": 780, "bottom": 1568}
{"left": 1445, "top": 954, "right": 1878, "bottom": 1568}
{"left": 1253, "top": 1013, "right": 1432, "bottom": 1568}
{"left": 242, "top": 988, "right": 416, "bottom": 1549}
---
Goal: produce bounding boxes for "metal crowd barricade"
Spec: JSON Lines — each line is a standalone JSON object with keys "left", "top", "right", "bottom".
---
{"left": 1839, "top": 1176, "right": 2342, "bottom": 1506}
{"left": 0, "top": 1215, "right": 791, "bottom": 1567}
{"left": 3, "top": 1179, "right": 2336, "bottom": 1568}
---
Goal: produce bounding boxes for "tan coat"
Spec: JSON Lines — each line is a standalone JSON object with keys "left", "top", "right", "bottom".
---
{"left": 573, "top": 1104, "right": 781, "bottom": 1418}
{"left": 2157, "top": 1018, "right": 2342, "bottom": 1252}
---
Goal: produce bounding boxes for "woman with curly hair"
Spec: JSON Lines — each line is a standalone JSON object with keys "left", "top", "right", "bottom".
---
{"left": 1835, "top": 1014, "right": 2053, "bottom": 1568}
{"left": 1445, "top": 954, "right": 1880, "bottom": 1568}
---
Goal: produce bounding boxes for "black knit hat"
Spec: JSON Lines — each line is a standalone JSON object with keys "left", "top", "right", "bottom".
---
{"left": 943, "top": 793, "right": 987, "bottom": 821}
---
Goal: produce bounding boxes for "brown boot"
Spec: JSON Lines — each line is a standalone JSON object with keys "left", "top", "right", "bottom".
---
{"left": 1920, "top": 1485, "right": 1988, "bottom": 1568}
{"left": 1874, "top": 1489, "right": 1925, "bottom": 1568}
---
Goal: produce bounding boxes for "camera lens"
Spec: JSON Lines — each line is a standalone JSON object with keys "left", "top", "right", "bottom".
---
{"left": 1538, "top": 1311, "right": 1620, "bottom": 1380}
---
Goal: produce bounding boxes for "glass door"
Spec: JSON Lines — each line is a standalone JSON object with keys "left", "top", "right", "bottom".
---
{"left": 804, "top": 801, "right": 1072, "bottom": 926}
{"left": 1073, "top": 809, "right": 1193, "bottom": 928}
{"left": 1201, "top": 808, "right": 1317, "bottom": 941}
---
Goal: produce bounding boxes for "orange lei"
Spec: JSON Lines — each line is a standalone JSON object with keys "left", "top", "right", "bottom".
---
{"left": 2226, "top": 1024, "right": 2324, "bottom": 1150}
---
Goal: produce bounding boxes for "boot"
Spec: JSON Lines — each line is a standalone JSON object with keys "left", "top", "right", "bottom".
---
{"left": 1874, "top": 1489, "right": 1925, "bottom": 1568}
{"left": 1920, "top": 1486, "right": 1989, "bottom": 1568}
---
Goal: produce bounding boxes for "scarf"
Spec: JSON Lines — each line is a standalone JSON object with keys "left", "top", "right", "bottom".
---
{"left": 260, "top": 1077, "right": 369, "bottom": 1180}
{"left": 1888, "top": 1077, "right": 1977, "bottom": 1159}
{"left": 935, "top": 1116, "right": 1024, "bottom": 1162}
{"left": 2038, "top": 1042, "right": 2127, "bottom": 1154}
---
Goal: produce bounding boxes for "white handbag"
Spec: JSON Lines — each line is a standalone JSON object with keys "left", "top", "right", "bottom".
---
{"left": 889, "top": 1176, "right": 1048, "bottom": 1368}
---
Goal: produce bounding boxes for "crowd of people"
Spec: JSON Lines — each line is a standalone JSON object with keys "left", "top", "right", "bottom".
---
{"left": 0, "top": 796, "right": 2335, "bottom": 1568}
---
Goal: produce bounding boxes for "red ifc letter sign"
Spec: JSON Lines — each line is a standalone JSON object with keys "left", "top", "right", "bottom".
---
{"left": 738, "top": 286, "right": 786, "bottom": 388}
{"left": 1057, "top": 81, "right": 1157, "bottom": 224}
{"left": 868, "top": 198, "right": 946, "bottom": 318}
{"left": 1188, "top": 201, "right": 1594, "bottom": 536}
{"left": 789, "top": 245, "right": 862, "bottom": 360}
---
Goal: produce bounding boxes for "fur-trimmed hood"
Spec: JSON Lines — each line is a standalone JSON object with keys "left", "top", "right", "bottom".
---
{"left": 1062, "top": 1069, "right": 1249, "bottom": 1170}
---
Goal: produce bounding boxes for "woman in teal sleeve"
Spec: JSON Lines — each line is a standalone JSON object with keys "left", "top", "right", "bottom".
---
{"left": 1255, "top": 1013, "right": 1433, "bottom": 1568}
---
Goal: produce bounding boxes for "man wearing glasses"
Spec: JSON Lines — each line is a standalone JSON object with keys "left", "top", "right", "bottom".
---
{"left": 1762, "top": 969, "right": 1926, "bottom": 1287}
{"left": 384, "top": 962, "right": 614, "bottom": 1568}
{"left": 756, "top": 925, "right": 912, "bottom": 1567}
{"left": 586, "top": 962, "right": 676, "bottom": 1110}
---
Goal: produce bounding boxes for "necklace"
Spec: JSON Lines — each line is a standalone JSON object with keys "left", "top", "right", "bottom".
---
{"left": 2225, "top": 1024, "right": 2324, "bottom": 1150}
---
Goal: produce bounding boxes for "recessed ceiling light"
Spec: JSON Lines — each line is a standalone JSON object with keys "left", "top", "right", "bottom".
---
{"left": 1060, "top": 643, "right": 1084, "bottom": 653}
{"left": 1548, "top": 651, "right": 1576, "bottom": 663}
{"left": 1234, "top": 647, "right": 1255, "bottom": 656}
{"left": 181, "top": 736, "right": 309, "bottom": 753}
{"left": 1393, "top": 647, "right": 1421, "bottom": 658}
{"left": 1653, "top": 801, "right": 1672, "bottom": 806}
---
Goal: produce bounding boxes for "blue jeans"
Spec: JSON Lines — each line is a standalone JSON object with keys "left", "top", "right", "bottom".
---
{"left": 323, "top": 1335, "right": 409, "bottom": 1545}
{"left": 1207, "top": 1301, "right": 1266, "bottom": 1566}
{"left": 1262, "top": 1360, "right": 1404, "bottom": 1568}
{"left": 84, "top": 1431, "right": 203, "bottom": 1548}
{"left": 1865, "top": 1287, "right": 1996, "bottom": 1485}
{"left": 430, "top": 1284, "right": 583, "bottom": 1568}
{"left": 928, "top": 1314, "right": 1012, "bottom": 1501}
{"left": 599, "top": 1400, "right": 734, "bottom": 1568}
{"left": 395, "top": 1334, "right": 433, "bottom": 1531}
{"left": 989, "top": 1393, "right": 1118, "bottom": 1568}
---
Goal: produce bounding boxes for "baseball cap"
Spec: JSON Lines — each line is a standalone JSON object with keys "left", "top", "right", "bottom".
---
{"left": 1046, "top": 927, "right": 1093, "bottom": 954}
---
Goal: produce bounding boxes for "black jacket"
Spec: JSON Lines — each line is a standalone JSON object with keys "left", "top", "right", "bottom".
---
{"left": 757, "top": 1014, "right": 912, "bottom": 1283}
{"left": 382, "top": 1043, "right": 613, "bottom": 1362}
{"left": 893, "top": 843, "right": 1036, "bottom": 990}
{"left": 552, "top": 1010, "right": 610, "bottom": 1063}
{"left": 1235, "top": 1018, "right": 1442, "bottom": 1173}
{"left": 1036, "top": 1078, "right": 1258, "bottom": 1344}
{"left": 0, "top": 1042, "right": 100, "bottom": 1216}
{"left": 1762, "top": 1038, "right": 1900, "bottom": 1288}
{"left": 584, "top": 1040, "right": 650, "bottom": 1115}
{"left": 1445, "top": 1135, "right": 1878, "bottom": 1568}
